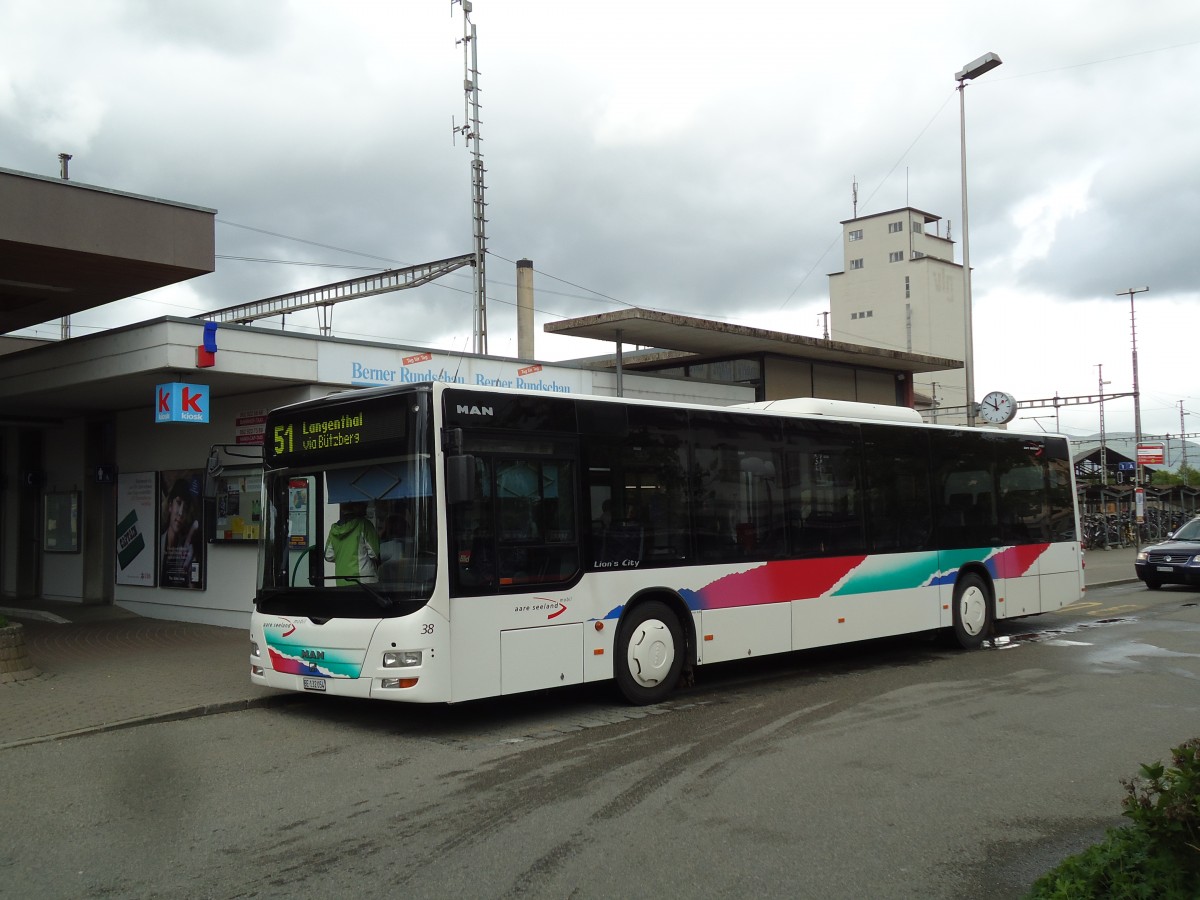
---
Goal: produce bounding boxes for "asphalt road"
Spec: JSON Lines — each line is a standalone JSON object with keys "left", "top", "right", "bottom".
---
{"left": 2, "top": 580, "right": 1197, "bottom": 900}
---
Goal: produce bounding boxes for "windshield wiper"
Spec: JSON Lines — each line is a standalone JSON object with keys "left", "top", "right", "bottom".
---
{"left": 311, "top": 574, "right": 393, "bottom": 609}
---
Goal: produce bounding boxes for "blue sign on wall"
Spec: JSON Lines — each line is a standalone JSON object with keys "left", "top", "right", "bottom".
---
{"left": 1117, "top": 461, "right": 1136, "bottom": 471}
{"left": 156, "top": 382, "right": 210, "bottom": 424}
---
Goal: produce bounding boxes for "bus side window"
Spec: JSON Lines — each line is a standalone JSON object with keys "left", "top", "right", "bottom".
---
{"left": 468, "top": 456, "right": 581, "bottom": 588}
{"left": 602, "top": 515, "right": 644, "bottom": 563}
{"left": 581, "top": 409, "right": 691, "bottom": 567}
{"left": 783, "top": 420, "right": 865, "bottom": 558}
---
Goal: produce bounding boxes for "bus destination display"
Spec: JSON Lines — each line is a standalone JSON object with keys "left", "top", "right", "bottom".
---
{"left": 267, "top": 403, "right": 407, "bottom": 467}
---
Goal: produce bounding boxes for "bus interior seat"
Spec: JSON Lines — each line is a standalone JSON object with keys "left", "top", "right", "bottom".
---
{"left": 944, "top": 493, "right": 972, "bottom": 527}
{"left": 602, "top": 521, "right": 643, "bottom": 562}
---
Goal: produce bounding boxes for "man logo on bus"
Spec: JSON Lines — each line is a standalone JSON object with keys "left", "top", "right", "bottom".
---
{"left": 456, "top": 405, "right": 494, "bottom": 416}
{"left": 301, "top": 649, "right": 325, "bottom": 660}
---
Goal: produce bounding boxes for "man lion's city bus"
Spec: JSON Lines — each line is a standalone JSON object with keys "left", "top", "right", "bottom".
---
{"left": 250, "top": 382, "right": 1083, "bottom": 705}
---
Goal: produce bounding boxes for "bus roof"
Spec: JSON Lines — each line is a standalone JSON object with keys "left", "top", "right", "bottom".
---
{"left": 733, "top": 397, "right": 924, "bottom": 424}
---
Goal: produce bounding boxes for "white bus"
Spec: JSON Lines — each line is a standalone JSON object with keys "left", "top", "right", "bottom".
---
{"left": 250, "top": 382, "right": 1083, "bottom": 705}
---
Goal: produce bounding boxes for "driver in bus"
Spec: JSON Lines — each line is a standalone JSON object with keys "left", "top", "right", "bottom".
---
{"left": 324, "top": 501, "right": 381, "bottom": 585}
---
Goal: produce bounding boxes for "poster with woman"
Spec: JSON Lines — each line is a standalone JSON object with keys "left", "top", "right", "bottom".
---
{"left": 159, "top": 469, "right": 205, "bottom": 589}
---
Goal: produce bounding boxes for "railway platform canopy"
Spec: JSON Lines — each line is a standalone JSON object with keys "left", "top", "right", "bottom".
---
{"left": 0, "top": 166, "right": 215, "bottom": 334}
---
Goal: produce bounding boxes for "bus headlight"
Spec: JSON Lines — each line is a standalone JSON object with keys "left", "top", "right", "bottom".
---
{"left": 383, "top": 650, "right": 422, "bottom": 668}
{"left": 251, "top": 640, "right": 261, "bottom": 658}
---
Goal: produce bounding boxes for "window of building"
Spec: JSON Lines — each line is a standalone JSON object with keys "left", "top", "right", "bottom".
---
{"left": 912, "top": 251, "right": 925, "bottom": 259}
{"left": 889, "top": 251, "right": 904, "bottom": 263}
{"left": 850, "top": 258, "right": 864, "bottom": 270}
{"left": 848, "top": 229, "right": 863, "bottom": 242}
{"left": 888, "top": 221, "right": 903, "bottom": 233}
{"left": 912, "top": 221, "right": 924, "bottom": 234}
{"left": 905, "top": 276, "right": 911, "bottom": 299}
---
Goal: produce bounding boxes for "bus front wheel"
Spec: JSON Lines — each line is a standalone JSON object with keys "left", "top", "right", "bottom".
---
{"left": 615, "top": 600, "right": 684, "bottom": 706}
{"left": 950, "top": 572, "right": 992, "bottom": 650}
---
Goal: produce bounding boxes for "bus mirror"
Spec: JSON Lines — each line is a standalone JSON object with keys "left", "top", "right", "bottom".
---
{"left": 446, "top": 454, "right": 476, "bottom": 505}
{"left": 443, "top": 427, "right": 465, "bottom": 454}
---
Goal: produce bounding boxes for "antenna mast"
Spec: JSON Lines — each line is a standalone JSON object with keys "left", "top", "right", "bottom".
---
{"left": 455, "top": 0, "right": 488, "bottom": 355}
{"left": 851, "top": 177, "right": 858, "bottom": 218}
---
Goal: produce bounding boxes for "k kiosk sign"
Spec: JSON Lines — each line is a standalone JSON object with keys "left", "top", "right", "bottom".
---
{"left": 156, "top": 382, "right": 211, "bottom": 424}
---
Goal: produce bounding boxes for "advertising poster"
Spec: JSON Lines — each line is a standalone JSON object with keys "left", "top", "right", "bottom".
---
{"left": 115, "top": 472, "right": 157, "bottom": 586}
{"left": 159, "top": 468, "right": 206, "bottom": 590}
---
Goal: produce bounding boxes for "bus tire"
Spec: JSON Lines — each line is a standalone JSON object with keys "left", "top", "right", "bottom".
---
{"left": 950, "top": 572, "right": 991, "bottom": 650}
{"left": 615, "top": 600, "right": 684, "bottom": 706}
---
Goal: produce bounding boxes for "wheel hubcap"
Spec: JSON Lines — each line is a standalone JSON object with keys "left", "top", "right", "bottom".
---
{"left": 626, "top": 618, "right": 674, "bottom": 687}
{"left": 960, "top": 586, "right": 987, "bottom": 636}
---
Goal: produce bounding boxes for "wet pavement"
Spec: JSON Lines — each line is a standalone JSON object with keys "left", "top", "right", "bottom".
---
{"left": 0, "top": 546, "right": 1139, "bottom": 750}
{"left": 0, "top": 601, "right": 290, "bottom": 750}
{"left": 1081, "top": 543, "right": 1140, "bottom": 588}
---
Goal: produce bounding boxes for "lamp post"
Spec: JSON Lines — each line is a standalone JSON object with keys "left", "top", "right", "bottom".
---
{"left": 956, "top": 51, "right": 1003, "bottom": 427}
{"left": 1097, "top": 363, "right": 1111, "bottom": 486}
{"left": 1181, "top": 400, "right": 1190, "bottom": 473}
{"left": 1118, "top": 286, "right": 1148, "bottom": 546}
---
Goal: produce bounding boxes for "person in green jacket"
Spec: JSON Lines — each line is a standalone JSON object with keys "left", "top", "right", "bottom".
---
{"left": 324, "top": 502, "right": 380, "bottom": 586}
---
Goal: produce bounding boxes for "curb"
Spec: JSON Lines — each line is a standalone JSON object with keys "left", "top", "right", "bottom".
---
{"left": 0, "top": 606, "right": 71, "bottom": 624}
{"left": 0, "top": 692, "right": 303, "bottom": 752}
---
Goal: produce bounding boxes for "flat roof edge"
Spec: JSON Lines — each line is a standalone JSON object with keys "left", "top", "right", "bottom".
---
{"left": 0, "top": 166, "right": 216, "bottom": 214}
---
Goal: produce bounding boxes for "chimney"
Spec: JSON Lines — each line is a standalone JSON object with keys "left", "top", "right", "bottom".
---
{"left": 516, "top": 258, "right": 534, "bottom": 360}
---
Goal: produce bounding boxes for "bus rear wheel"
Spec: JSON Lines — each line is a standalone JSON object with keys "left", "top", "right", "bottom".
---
{"left": 949, "top": 572, "right": 991, "bottom": 650}
{"left": 615, "top": 600, "right": 684, "bottom": 705}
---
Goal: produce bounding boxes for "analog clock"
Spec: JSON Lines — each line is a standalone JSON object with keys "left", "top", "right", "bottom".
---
{"left": 978, "top": 390, "right": 1017, "bottom": 425}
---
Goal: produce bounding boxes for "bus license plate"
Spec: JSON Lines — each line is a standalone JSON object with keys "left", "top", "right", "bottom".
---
{"left": 302, "top": 677, "right": 327, "bottom": 692}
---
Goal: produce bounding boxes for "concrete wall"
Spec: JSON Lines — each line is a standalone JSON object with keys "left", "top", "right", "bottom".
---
{"left": 40, "top": 419, "right": 87, "bottom": 601}
{"left": 764, "top": 358, "right": 813, "bottom": 401}
{"left": 0, "top": 168, "right": 213, "bottom": 270}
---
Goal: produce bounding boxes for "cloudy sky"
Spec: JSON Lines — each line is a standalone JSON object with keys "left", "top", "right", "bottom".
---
{"left": 2, "top": 0, "right": 1198, "bottom": 440}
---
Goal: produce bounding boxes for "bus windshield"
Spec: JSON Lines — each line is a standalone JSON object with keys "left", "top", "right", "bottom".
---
{"left": 256, "top": 386, "right": 437, "bottom": 618}
{"left": 260, "top": 456, "right": 437, "bottom": 615}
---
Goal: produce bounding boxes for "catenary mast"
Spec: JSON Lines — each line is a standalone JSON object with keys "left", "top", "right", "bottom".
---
{"left": 455, "top": 1, "right": 488, "bottom": 355}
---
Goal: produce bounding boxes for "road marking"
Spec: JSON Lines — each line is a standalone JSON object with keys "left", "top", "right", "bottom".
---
{"left": 1061, "top": 600, "right": 1144, "bottom": 617}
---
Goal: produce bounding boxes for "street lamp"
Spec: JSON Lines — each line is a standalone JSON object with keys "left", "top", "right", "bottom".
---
{"left": 1097, "top": 363, "right": 1111, "bottom": 486}
{"left": 957, "top": 51, "right": 1003, "bottom": 427}
{"left": 1118, "top": 285, "right": 1148, "bottom": 546}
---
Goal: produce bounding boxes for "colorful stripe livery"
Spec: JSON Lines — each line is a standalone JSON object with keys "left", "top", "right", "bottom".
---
{"left": 264, "top": 630, "right": 365, "bottom": 678}
{"left": 679, "top": 544, "right": 1052, "bottom": 611}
